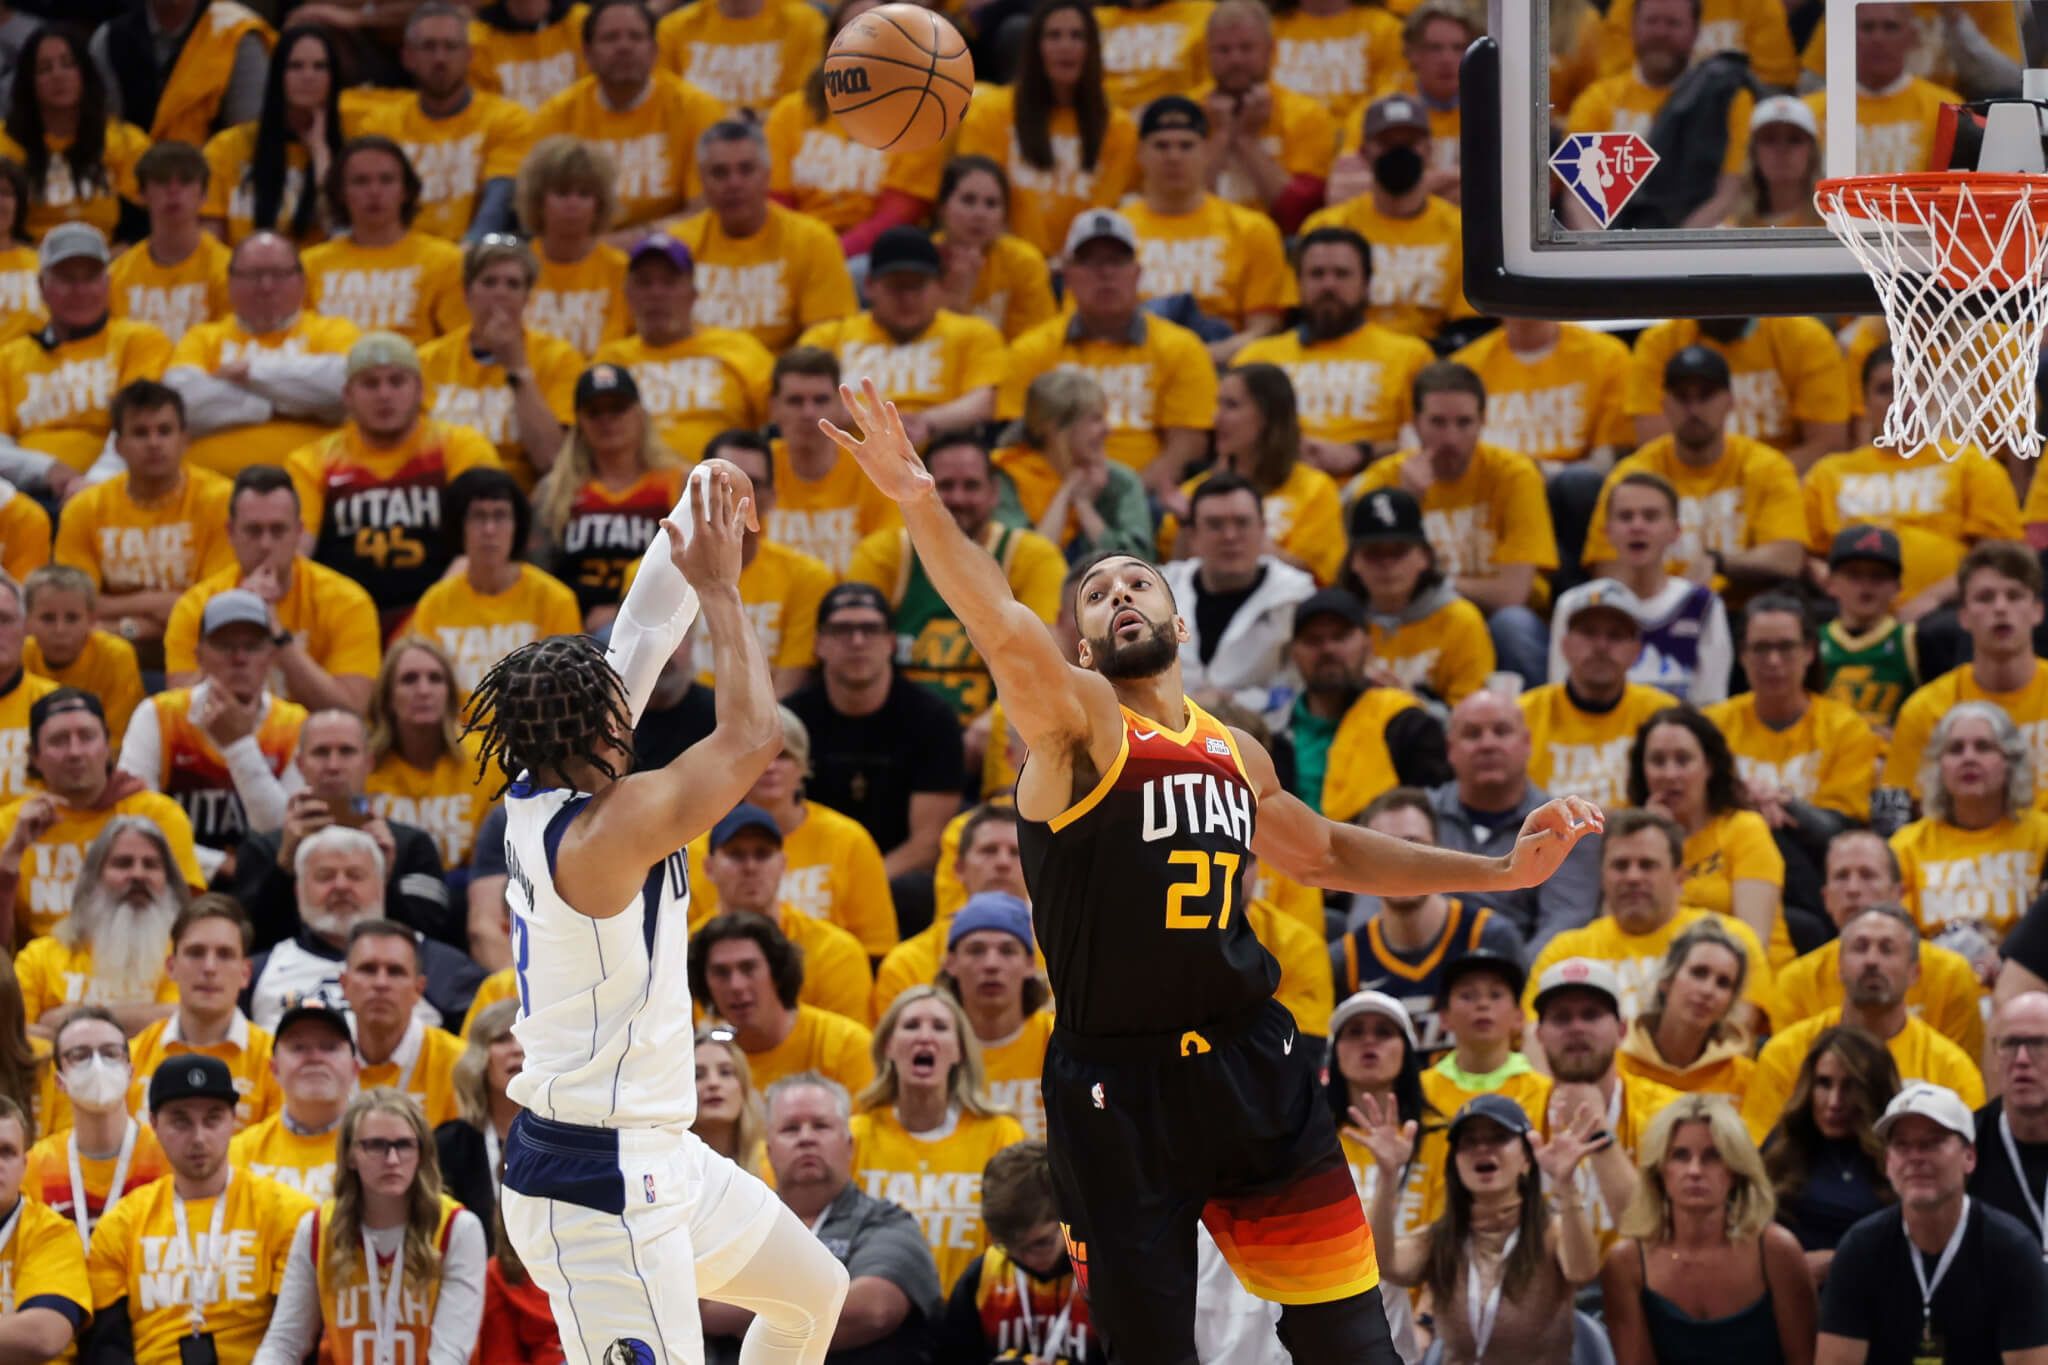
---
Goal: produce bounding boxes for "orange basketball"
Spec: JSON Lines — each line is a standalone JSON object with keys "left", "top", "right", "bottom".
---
{"left": 823, "top": 4, "right": 974, "bottom": 153}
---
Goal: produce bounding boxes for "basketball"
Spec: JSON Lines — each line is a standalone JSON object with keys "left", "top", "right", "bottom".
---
{"left": 823, "top": 4, "right": 973, "bottom": 154}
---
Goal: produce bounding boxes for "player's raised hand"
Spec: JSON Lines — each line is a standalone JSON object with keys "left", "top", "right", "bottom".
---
{"left": 1344, "top": 1093, "right": 1416, "bottom": 1176}
{"left": 1502, "top": 796, "right": 1605, "bottom": 888}
{"left": 662, "top": 466, "right": 749, "bottom": 593}
{"left": 818, "top": 377, "right": 934, "bottom": 505}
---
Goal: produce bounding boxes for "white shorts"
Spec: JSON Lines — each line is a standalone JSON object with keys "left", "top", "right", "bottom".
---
{"left": 501, "top": 1111, "right": 782, "bottom": 1365}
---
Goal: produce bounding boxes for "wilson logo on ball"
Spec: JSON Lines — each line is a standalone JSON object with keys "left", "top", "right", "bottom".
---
{"left": 823, "top": 67, "right": 872, "bottom": 96}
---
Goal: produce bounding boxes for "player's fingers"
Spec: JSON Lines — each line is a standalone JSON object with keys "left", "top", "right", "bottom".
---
{"left": 658, "top": 517, "right": 685, "bottom": 550}
{"left": 837, "top": 383, "right": 872, "bottom": 434}
{"left": 737, "top": 495, "right": 758, "bottom": 534}
{"left": 817, "top": 417, "right": 860, "bottom": 454}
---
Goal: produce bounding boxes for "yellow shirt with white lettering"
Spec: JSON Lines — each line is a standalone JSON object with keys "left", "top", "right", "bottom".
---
{"left": 0, "top": 123, "right": 149, "bottom": 242}
{"left": 0, "top": 245, "right": 40, "bottom": 346}
{"left": 0, "top": 320, "right": 173, "bottom": 472}
{"left": 0, "top": 1194, "right": 89, "bottom": 1326}
{"left": 168, "top": 311, "right": 363, "bottom": 475}
{"left": 731, "top": 1003, "right": 876, "bottom": 1095}
{"left": 998, "top": 312, "right": 1217, "bottom": 471}
{"left": 1518, "top": 680, "right": 1676, "bottom": 809}
{"left": 358, "top": 1026, "right": 465, "bottom": 1130}
{"left": 357, "top": 91, "right": 536, "bottom": 241}
{"left": 851, "top": 1105, "right": 1028, "bottom": 1292}
{"left": 944, "top": 232, "right": 1058, "bottom": 342}
{"left": 87, "top": 1170, "right": 316, "bottom": 1365}
{"left": 128, "top": 1013, "right": 280, "bottom": 1131}
{"left": 657, "top": 0, "right": 825, "bottom": 115}
{"left": 1806, "top": 444, "right": 2023, "bottom": 608}
{"left": 0, "top": 791, "right": 206, "bottom": 941}
{"left": 533, "top": 73, "right": 727, "bottom": 227}
{"left": 591, "top": 326, "right": 776, "bottom": 462}
{"left": 1892, "top": 811, "right": 2048, "bottom": 948}
{"left": 698, "top": 539, "right": 834, "bottom": 682}
{"left": 766, "top": 92, "right": 950, "bottom": 232}
{"left": 1567, "top": 71, "right": 1753, "bottom": 176}
{"left": 1803, "top": 78, "right": 1961, "bottom": 178}
{"left": 529, "top": 244, "right": 629, "bottom": 358}
{"left": 670, "top": 202, "right": 860, "bottom": 353}
{"left": 765, "top": 438, "right": 903, "bottom": 576}
{"left": 1097, "top": 0, "right": 1213, "bottom": 109}
{"left": 367, "top": 736, "right": 493, "bottom": 869}
{"left": 304, "top": 232, "right": 467, "bottom": 345}
{"left": 1301, "top": 194, "right": 1474, "bottom": 340}
{"left": 1702, "top": 692, "right": 1884, "bottom": 824}
{"left": 1680, "top": 809, "right": 1793, "bottom": 968}
{"left": 796, "top": 309, "right": 1007, "bottom": 415}
{"left": 1350, "top": 442, "right": 1559, "bottom": 576}
{"left": 1774, "top": 938, "right": 1985, "bottom": 1063}
{"left": 52, "top": 467, "right": 234, "bottom": 597}
{"left": 956, "top": 85, "right": 1139, "bottom": 259}
{"left": 1582, "top": 434, "right": 1806, "bottom": 569}
{"left": 1187, "top": 80, "right": 1339, "bottom": 210}
{"left": 980, "top": 1010, "right": 1053, "bottom": 1142}
{"left": 1596, "top": 0, "right": 1799, "bottom": 88}
{"left": 470, "top": 5, "right": 590, "bottom": 112}
{"left": 202, "top": 123, "right": 322, "bottom": 247}
{"left": 226, "top": 1116, "right": 340, "bottom": 1201}
{"left": 1627, "top": 318, "right": 1849, "bottom": 453}
{"left": 1124, "top": 195, "right": 1295, "bottom": 329}
{"left": 1743, "top": 1008, "right": 1983, "bottom": 1146}
{"left": 689, "top": 800, "right": 900, "bottom": 956}
{"left": 1272, "top": 3, "right": 1407, "bottom": 122}
{"left": 1372, "top": 595, "right": 1495, "bottom": 705}
{"left": 23, "top": 630, "right": 144, "bottom": 749}
{"left": 1450, "top": 323, "right": 1634, "bottom": 468}
{"left": 419, "top": 324, "right": 583, "bottom": 489}
{"left": 109, "top": 236, "right": 232, "bottom": 344}
{"left": 1525, "top": 906, "right": 1777, "bottom": 1027}
{"left": 0, "top": 483, "right": 46, "bottom": 582}
{"left": 164, "top": 557, "right": 382, "bottom": 690}
{"left": 409, "top": 564, "right": 585, "bottom": 697}
{"left": 1884, "top": 663, "right": 2048, "bottom": 811}
{"left": 0, "top": 674, "right": 55, "bottom": 801}
{"left": 1235, "top": 321, "right": 1434, "bottom": 447}
{"left": 15, "top": 936, "right": 181, "bottom": 1022}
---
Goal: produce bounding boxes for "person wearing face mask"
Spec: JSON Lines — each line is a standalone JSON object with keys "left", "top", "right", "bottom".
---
{"left": 934, "top": 1140, "right": 1101, "bottom": 1365}
{"left": 227, "top": 999, "right": 361, "bottom": 1201}
{"left": 22, "top": 1009, "right": 168, "bottom": 1247}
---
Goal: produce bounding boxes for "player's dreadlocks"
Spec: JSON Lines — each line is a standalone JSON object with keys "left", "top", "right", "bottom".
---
{"left": 462, "top": 634, "right": 631, "bottom": 797}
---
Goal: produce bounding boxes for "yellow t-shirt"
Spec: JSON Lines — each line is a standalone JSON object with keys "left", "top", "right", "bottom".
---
{"left": 1805, "top": 443, "right": 2024, "bottom": 608}
{"left": 0, "top": 321, "right": 174, "bottom": 473}
{"left": 735, "top": 1003, "right": 876, "bottom": 1094}
{"left": 1802, "top": 77, "right": 1961, "bottom": 177}
{"left": 656, "top": 0, "right": 825, "bottom": 114}
{"left": 419, "top": 325, "right": 582, "bottom": 491}
{"left": 356, "top": 91, "right": 536, "bottom": 241}
{"left": 1235, "top": 322, "right": 1434, "bottom": 448}
{"left": 795, "top": 310, "right": 1007, "bottom": 415}
{"left": 690, "top": 801, "right": 900, "bottom": 956}
{"left": 23, "top": 630, "right": 144, "bottom": 749}
{"left": 1319, "top": 687, "right": 1427, "bottom": 824}
{"left": 765, "top": 438, "right": 904, "bottom": 577}
{"left": 1702, "top": 692, "right": 1884, "bottom": 824}
{"left": 1524, "top": 906, "right": 1778, "bottom": 1027}
{"left": 0, "top": 674, "right": 59, "bottom": 801}
{"left": 127, "top": 1013, "right": 279, "bottom": 1131}
{"left": 168, "top": 311, "right": 363, "bottom": 476}
{"left": 164, "top": 558, "right": 382, "bottom": 691}
{"left": 0, "top": 243, "right": 41, "bottom": 347}
{"left": 529, "top": 244, "right": 630, "bottom": 358}
{"left": 1160, "top": 461, "right": 1345, "bottom": 584}
{"left": 1581, "top": 434, "right": 1806, "bottom": 569}
{"left": 409, "top": 564, "right": 585, "bottom": 696}
{"left": 532, "top": 73, "right": 726, "bottom": 227}
{"left": 0, "top": 123, "right": 149, "bottom": 242}
{"left": 670, "top": 203, "right": 861, "bottom": 353}
{"left": 1419, "top": 1057, "right": 1553, "bottom": 1128}
{"left": 1271, "top": 3, "right": 1406, "bottom": 121}
{"left": 1743, "top": 1009, "right": 1983, "bottom": 1144}
{"left": 1448, "top": 323, "right": 1635, "bottom": 468}
{"left": 699, "top": 540, "right": 835, "bottom": 683}
{"left": 590, "top": 327, "right": 776, "bottom": 463}
{"left": 226, "top": 1115, "right": 342, "bottom": 1201}
{"left": 1566, "top": 70, "right": 1753, "bottom": 177}
{"left": 0, "top": 791, "right": 206, "bottom": 941}
{"left": 108, "top": 235, "right": 233, "bottom": 344}
{"left": 0, "top": 480, "right": 49, "bottom": 582}
{"left": 1773, "top": 938, "right": 1985, "bottom": 1063}
{"left": 50, "top": 467, "right": 234, "bottom": 597}
{"left": 1124, "top": 195, "right": 1296, "bottom": 329}
{"left": 87, "top": 1171, "right": 316, "bottom": 1365}
{"left": 1884, "top": 664, "right": 2048, "bottom": 811}
{"left": 0, "top": 1195, "right": 89, "bottom": 1325}
{"left": 1596, "top": 0, "right": 1798, "bottom": 87}
{"left": 1097, "top": 0, "right": 1213, "bottom": 108}
{"left": 1300, "top": 195, "right": 1475, "bottom": 340}
{"left": 955, "top": 85, "right": 1139, "bottom": 259}
{"left": 761, "top": 903, "right": 873, "bottom": 1023}
{"left": 366, "top": 740, "right": 493, "bottom": 869}
{"left": 1517, "top": 681, "right": 1675, "bottom": 809}
{"left": 946, "top": 232, "right": 1058, "bottom": 342}
{"left": 1187, "top": 81, "right": 1338, "bottom": 211}
{"left": 1891, "top": 812, "right": 2048, "bottom": 948}
{"left": 1681, "top": 809, "right": 1792, "bottom": 969}
{"left": 1371, "top": 596, "right": 1495, "bottom": 705}
{"left": 202, "top": 123, "right": 320, "bottom": 247}
{"left": 1340, "top": 1127, "right": 1442, "bottom": 1244}
{"left": 469, "top": 5, "right": 590, "bottom": 111}
{"left": 980, "top": 1010, "right": 1054, "bottom": 1141}
{"left": 357, "top": 1024, "right": 466, "bottom": 1130}
{"left": 303, "top": 233, "right": 468, "bottom": 345}
{"left": 998, "top": 312, "right": 1218, "bottom": 471}
{"left": 461, "top": 969, "right": 516, "bottom": 1037}
{"left": 1628, "top": 319, "right": 1850, "bottom": 454}
{"left": 15, "top": 936, "right": 181, "bottom": 1023}
{"left": 851, "top": 1106, "right": 1028, "bottom": 1291}
{"left": 765, "top": 91, "right": 948, "bottom": 232}
{"left": 1349, "top": 442, "right": 1559, "bottom": 576}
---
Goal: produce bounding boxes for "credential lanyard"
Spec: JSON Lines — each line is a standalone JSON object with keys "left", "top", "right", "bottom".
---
{"left": 1466, "top": 1228, "right": 1521, "bottom": 1361}
{"left": 1013, "top": 1269, "right": 1077, "bottom": 1363}
{"left": 171, "top": 1169, "right": 233, "bottom": 1338}
{"left": 1999, "top": 1112, "right": 2048, "bottom": 1254}
{"left": 1909, "top": 1197, "right": 1970, "bottom": 1340}
{"left": 68, "top": 1119, "right": 137, "bottom": 1256}
{"left": 362, "top": 1229, "right": 406, "bottom": 1365}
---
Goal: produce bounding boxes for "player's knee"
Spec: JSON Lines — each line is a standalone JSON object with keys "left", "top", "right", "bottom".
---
{"left": 1276, "top": 1289, "right": 1399, "bottom": 1365}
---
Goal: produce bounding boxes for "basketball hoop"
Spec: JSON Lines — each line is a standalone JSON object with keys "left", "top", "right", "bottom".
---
{"left": 1816, "top": 172, "right": 2048, "bottom": 461}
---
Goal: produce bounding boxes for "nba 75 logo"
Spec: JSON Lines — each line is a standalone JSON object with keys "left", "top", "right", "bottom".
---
{"left": 1550, "top": 132, "right": 1660, "bottom": 228}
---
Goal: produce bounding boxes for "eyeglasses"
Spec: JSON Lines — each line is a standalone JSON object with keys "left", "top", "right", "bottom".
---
{"left": 1996, "top": 1035, "right": 2048, "bottom": 1058}
{"left": 820, "top": 621, "right": 890, "bottom": 640}
{"left": 358, "top": 1136, "right": 420, "bottom": 1161}
{"left": 59, "top": 1044, "right": 126, "bottom": 1069}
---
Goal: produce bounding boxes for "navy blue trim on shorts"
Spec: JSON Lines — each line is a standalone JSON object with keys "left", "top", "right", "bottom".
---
{"left": 503, "top": 1111, "right": 624, "bottom": 1215}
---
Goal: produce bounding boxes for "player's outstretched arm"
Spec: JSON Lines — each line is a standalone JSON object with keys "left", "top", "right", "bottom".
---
{"left": 821, "top": 379, "right": 1105, "bottom": 751}
{"left": 1233, "top": 730, "right": 1604, "bottom": 896}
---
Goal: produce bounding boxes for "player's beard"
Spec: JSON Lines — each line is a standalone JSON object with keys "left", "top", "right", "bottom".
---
{"left": 1088, "top": 619, "right": 1177, "bottom": 680}
{"left": 67, "top": 883, "right": 180, "bottom": 1005}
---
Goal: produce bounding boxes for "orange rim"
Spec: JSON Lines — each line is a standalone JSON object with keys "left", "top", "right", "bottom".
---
{"left": 1816, "top": 171, "right": 2048, "bottom": 225}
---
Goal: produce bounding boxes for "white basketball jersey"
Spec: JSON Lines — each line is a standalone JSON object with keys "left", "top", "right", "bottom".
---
{"left": 501, "top": 780, "right": 698, "bottom": 1128}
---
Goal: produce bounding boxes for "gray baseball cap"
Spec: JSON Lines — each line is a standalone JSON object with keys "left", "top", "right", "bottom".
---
{"left": 200, "top": 589, "right": 271, "bottom": 637}
{"left": 39, "top": 222, "right": 109, "bottom": 270}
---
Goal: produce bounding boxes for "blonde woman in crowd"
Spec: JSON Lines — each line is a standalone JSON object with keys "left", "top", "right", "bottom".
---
{"left": 435, "top": 998, "right": 522, "bottom": 1236}
{"left": 1616, "top": 920, "right": 1758, "bottom": 1098}
{"left": 693, "top": 1026, "right": 770, "bottom": 1178}
{"left": 255, "top": 1089, "right": 487, "bottom": 1364}
{"left": 365, "top": 637, "right": 493, "bottom": 871}
{"left": 1601, "top": 1095, "right": 1817, "bottom": 1365}
{"left": 515, "top": 137, "right": 630, "bottom": 359}
{"left": 992, "top": 368, "right": 1153, "bottom": 560}
{"left": 1731, "top": 97, "right": 1824, "bottom": 229}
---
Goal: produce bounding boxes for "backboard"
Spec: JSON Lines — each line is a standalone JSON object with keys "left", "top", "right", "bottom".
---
{"left": 1462, "top": 0, "right": 2048, "bottom": 318}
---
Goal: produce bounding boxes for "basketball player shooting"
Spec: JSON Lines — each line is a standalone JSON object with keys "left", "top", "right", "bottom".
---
{"left": 821, "top": 382, "right": 1603, "bottom": 1364}
{"left": 466, "top": 464, "right": 850, "bottom": 1365}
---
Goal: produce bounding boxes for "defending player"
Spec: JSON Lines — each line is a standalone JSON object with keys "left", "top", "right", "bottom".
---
{"left": 821, "top": 382, "right": 1602, "bottom": 1364}
{"left": 466, "top": 467, "right": 849, "bottom": 1365}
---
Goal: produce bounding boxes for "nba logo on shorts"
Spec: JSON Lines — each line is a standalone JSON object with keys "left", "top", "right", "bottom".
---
{"left": 1550, "top": 132, "right": 1660, "bottom": 228}
{"left": 644, "top": 1173, "right": 657, "bottom": 1203}
{"left": 1091, "top": 1082, "right": 1105, "bottom": 1109}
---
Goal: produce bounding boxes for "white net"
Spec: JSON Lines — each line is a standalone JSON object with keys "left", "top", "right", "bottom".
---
{"left": 1816, "top": 176, "right": 2048, "bottom": 461}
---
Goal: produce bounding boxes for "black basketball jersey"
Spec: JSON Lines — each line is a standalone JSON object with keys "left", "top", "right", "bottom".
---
{"left": 1017, "top": 699, "right": 1279, "bottom": 1038}
{"left": 1334, "top": 898, "right": 1494, "bottom": 1059}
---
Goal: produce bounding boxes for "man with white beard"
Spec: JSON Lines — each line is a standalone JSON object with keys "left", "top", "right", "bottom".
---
{"left": 15, "top": 817, "right": 187, "bottom": 1037}
{"left": 242, "top": 825, "right": 484, "bottom": 1032}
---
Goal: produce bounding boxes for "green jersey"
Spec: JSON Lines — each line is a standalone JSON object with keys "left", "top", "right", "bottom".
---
{"left": 1821, "top": 616, "right": 1919, "bottom": 730}
{"left": 890, "top": 523, "right": 1032, "bottom": 721}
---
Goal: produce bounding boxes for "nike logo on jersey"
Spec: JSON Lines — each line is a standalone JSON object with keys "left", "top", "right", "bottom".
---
{"left": 1283, "top": 1032, "right": 1295, "bottom": 1056}
{"left": 1133, "top": 729, "right": 1158, "bottom": 741}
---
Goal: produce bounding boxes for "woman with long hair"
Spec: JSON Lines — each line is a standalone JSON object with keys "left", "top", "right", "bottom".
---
{"left": 1731, "top": 97, "right": 1823, "bottom": 229}
{"left": 365, "top": 638, "right": 493, "bottom": 869}
{"left": 1354, "top": 1091, "right": 1603, "bottom": 1365}
{"left": 2, "top": 27, "right": 146, "bottom": 243}
{"left": 955, "top": 0, "right": 1137, "bottom": 258}
{"left": 852, "top": 986, "right": 1027, "bottom": 1290}
{"left": 1629, "top": 705, "right": 1790, "bottom": 966}
{"left": 1337, "top": 487, "right": 1496, "bottom": 705}
{"left": 930, "top": 154, "right": 1057, "bottom": 340}
{"left": 693, "top": 1027, "right": 768, "bottom": 1177}
{"left": 0, "top": 949, "right": 49, "bottom": 1136}
{"left": 1760, "top": 1026, "right": 1898, "bottom": 1282}
{"left": 1169, "top": 365, "right": 1344, "bottom": 583}
{"left": 0, "top": 158, "right": 39, "bottom": 344}
{"left": 515, "top": 136, "right": 629, "bottom": 358}
{"left": 257, "top": 1089, "right": 487, "bottom": 1363}
{"left": 434, "top": 999, "right": 522, "bottom": 1237}
{"left": 1601, "top": 1095, "right": 1818, "bottom": 1365}
{"left": 992, "top": 367, "right": 1152, "bottom": 560}
{"left": 203, "top": 26, "right": 345, "bottom": 245}
{"left": 1616, "top": 919, "right": 1758, "bottom": 1097}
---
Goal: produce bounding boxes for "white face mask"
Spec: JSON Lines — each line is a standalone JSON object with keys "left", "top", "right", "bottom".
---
{"left": 64, "top": 1056, "right": 130, "bottom": 1112}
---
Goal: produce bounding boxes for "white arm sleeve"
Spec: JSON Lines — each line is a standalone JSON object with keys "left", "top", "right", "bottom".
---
{"left": 116, "top": 701, "right": 163, "bottom": 791}
{"left": 605, "top": 461, "right": 713, "bottom": 724}
{"left": 223, "top": 735, "right": 303, "bottom": 832}
{"left": 165, "top": 365, "right": 273, "bottom": 434}
{"left": 427, "top": 1210, "right": 488, "bottom": 1365}
{"left": 251, "top": 1215, "right": 321, "bottom": 1365}
{"left": 0, "top": 434, "right": 55, "bottom": 487}
{"left": 244, "top": 353, "right": 350, "bottom": 420}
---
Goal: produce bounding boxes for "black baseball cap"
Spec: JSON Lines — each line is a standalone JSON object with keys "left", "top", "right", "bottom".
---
{"left": 1446, "top": 1093, "right": 1534, "bottom": 1145}
{"left": 869, "top": 226, "right": 942, "bottom": 278}
{"left": 274, "top": 999, "right": 358, "bottom": 1052}
{"left": 1292, "top": 588, "right": 1368, "bottom": 638}
{"left": 1663, "top": 345, "right": 1732, "bottom": 393}
{"left": 28, "top": 687, "right": 104, "bottom": 743}
{"left": 1140, "top": 94, "right": 1208, "bottom": 138}
{"left": 149, "top": 1053, "right": 240, "bottom": 1114}
{"left": 816, "top": 582, "right": 893, "bottom": 628}
{"left": 711, "top": 801, "right": 783, "bottom": 850}
{"left": 1829, "top": 524, "right": 1903, "bottom": 574}
{"left": 1436, "top": 948, "right": 1526, "bottom": 1007}
{"left": 575, "top": 363, "right": 640, "bottom": 410}
{"left": 1348, "top": 487, "right": 1428, "bottom": 545}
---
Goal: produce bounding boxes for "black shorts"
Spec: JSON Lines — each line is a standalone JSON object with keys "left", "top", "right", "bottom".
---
{"left": 1042, "top": 998, "right": 1384, "bottom": 1362}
